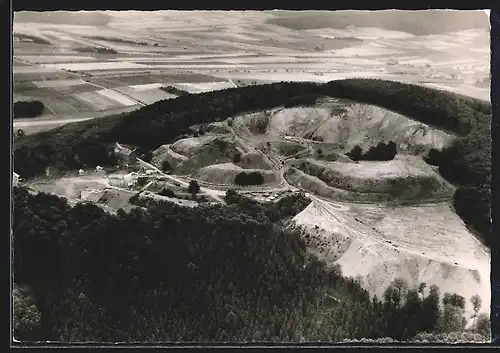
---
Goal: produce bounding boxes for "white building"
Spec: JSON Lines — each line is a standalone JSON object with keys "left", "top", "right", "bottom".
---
{"left": 13, "top": 172, "right": 20, "bottom": 187}
{"left": 78, "top": 169, "right": 85, "bottom": 176}
{"left": 108, "top": 172, "right": 139, "bottom": 188}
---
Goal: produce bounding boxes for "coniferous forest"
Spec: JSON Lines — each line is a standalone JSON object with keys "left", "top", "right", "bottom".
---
{"left": 13, "top": 187, "right": 490, "bottom": 343}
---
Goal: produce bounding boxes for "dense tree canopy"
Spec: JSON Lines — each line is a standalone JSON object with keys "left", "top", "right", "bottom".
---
{"left": 12, "top": 187, "right": 489, "bottom": 342}
{"left": 234, "top": 171, "right": 264, "bottom": 186}
{"left": 14, "top": 100, "right": 45, "bottom": 119}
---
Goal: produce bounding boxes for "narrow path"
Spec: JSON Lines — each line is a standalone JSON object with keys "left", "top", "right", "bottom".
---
{"left": 135, "top": 157, "right": 225, "bottom": 202}
{"left": 41, "top": 102, "right": 58, "bottom": 116}
{"left": 227, "top": 78, "right": 238, "bottom": 88}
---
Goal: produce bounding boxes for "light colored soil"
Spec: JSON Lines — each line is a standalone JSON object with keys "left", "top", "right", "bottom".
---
{"left": 95, "top": 88, "right": 138, "bottom": 106}
{"left": 13, "top": 65, "right": 61, "bottom": 74}
{"left": 270, "top": 105, "right": 455, "bottom": 155}
{"left": 116, "top": 86, "right": 177, "bottom": 105}
{"left": 18, "top": 55, "right": 98, "bottom": 63}
{"left": 238, "top": 151, "right": 274, "bottom": 170}
{"left": 73, "top": 91, "right": 121, "bottom": 110}
{"left": 32, "top": 78, "right": 87, "bottom": 88}
{"left": 43, "top": 61, "right": 149, "bottom": 71}
{"left": 292, "top": 198, "right": 490, "bottom": 317}
{"left": 171, "top": 81, "right": 234, "bottom": 93}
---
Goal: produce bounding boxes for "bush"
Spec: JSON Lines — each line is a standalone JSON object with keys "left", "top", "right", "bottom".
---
{"left": 159, "top": 188, "right": 176, "bottom": 198}
{"left": 188, "top": 180, "right": 200, "bottom": 199}
{"left": 16, "top": 129, "right": 26, "bottom": 138}
{"left": 234, "top": 171, "right": 264, "bottom": 186}
{"left": 412, "top": 331, "right": 489, "bottom": 344}
{"left": 233, "top": 152, "right": 242, "bottom": 164}
{"left": 255, "top": 118, "right": 268, "bottom": 134}
{"left": 346, "top": 145, "right": 362, "bottom": 161}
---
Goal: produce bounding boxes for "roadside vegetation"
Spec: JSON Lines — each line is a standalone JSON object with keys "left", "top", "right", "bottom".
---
{"left": 14, "top": 100, "right": 45, "bottom": 119}
{"left": 13, "top": 79, "right": 491, "bottom": 246}
{"left": 12, "top": 187, "right": 490, "bottom": 342}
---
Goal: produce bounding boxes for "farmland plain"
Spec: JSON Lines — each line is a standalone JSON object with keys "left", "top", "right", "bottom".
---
{"left": 13, "top": 11, "right": 489, "bottom": 134}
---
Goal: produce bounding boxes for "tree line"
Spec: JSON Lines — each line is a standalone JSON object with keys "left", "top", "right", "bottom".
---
{"left": 14, "top": 100, "right": 45, "bottom": 119}
{"left": 13, "top": 187, "right": 489, "bottom": 343}
{"left": 346, "top": 141, "right": 397, "bottom": 162}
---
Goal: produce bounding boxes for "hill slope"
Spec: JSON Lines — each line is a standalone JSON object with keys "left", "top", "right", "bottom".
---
{"left": 13, "top": 187, "right": 489, "bottom": 342}
{"left": 13, "top": 79, "right": 491, "bottom": 247}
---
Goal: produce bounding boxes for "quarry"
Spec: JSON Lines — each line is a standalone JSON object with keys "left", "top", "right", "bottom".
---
{"left": 13, "top": 11, "right": 492, "bottom": 339}
{"left": 21, "top": 97, "right": 491, "bottom": 320}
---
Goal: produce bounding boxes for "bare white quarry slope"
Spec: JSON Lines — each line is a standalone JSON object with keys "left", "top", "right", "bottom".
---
{"left": 269, "top": 104, "right": 456, "bottom": 154}
{"left": 292, "top": 198, "right": 491, "bottom": 317}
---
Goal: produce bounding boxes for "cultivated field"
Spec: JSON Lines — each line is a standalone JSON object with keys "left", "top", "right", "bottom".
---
{"left": 13, "top": 10, "right": 490, "bottom": 135}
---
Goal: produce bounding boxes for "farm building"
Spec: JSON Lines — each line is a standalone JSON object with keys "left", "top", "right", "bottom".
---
{"left": 13, "top": 172, "right": 20, "bottom": 187}
{"left": 107, "top": 172, "right": 139, "bottom": 188}
{"left": 95, "top": 165, "right": 105, "bottom": 175}
{"left": 114, "top": 142, "right": 139, "bottom": 167}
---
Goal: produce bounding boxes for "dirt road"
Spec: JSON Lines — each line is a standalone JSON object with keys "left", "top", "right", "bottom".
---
{"left": 136, "top": 157, "right": 226, "bottom": 202}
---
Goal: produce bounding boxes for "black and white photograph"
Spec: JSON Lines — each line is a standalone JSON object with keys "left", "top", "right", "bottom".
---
{"left": 12, "top": 9, "right": 493, "bottom": 344}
